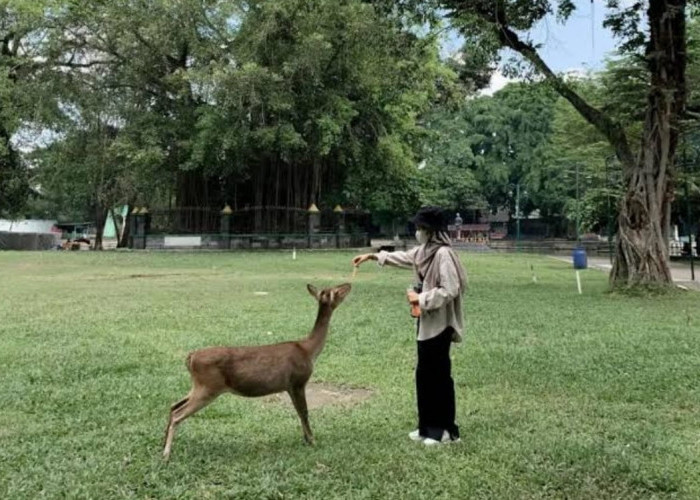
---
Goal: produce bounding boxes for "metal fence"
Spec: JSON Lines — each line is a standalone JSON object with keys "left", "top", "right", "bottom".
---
{"left": 146, "top": 206, "right": 370, "bottom": 235}
{"left": 148, "top": 207, "right": 220, "bottom": 235}
{"left": 130, "top": 206, "right": 371, "bottom": 249}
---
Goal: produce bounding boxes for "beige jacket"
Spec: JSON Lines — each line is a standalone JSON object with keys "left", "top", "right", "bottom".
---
{"left": 377, "top": 246, "right": 464, "bottom": 342}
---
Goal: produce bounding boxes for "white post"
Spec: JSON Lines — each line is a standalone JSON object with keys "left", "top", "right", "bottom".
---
{"left": 576, "top": 270, "right": 582, "bottom": 294}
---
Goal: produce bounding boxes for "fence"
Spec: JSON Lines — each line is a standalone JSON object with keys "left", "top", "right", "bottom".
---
{"left": 129, "top": 206, "right": 371, "bottom": 250}
{"left": 0, "top": 232, "right": 59, "bottom": 250}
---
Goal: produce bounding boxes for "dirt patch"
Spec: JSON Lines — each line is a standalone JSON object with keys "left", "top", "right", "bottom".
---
{"left": 263, "top": 382, "right": 373, "bottom": 409}
{"left": 84, "top": 272, "right": 188, "bottom": 281}
{"left": 126, "top": 273, "right": 185, "bottom": 279}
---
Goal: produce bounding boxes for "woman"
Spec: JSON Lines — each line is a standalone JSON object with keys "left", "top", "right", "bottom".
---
{"left": 352, "top": 206, "right": 467, "bottom": 445}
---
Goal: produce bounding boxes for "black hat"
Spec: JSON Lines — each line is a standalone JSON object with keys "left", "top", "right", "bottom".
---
{"left": 411, "top": 206, "right": 449, "bottom": 231}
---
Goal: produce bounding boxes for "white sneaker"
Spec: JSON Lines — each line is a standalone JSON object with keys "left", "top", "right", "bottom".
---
{"left": 408, "top": 429, "right": 423, "bottom": 441}
{"left": 423, "top": 430, "right": 460, "bottom": 446}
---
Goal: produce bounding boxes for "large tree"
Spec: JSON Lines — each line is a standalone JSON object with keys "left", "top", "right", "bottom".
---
{"left": 34, "top": 0, "right": 448, "bottom": 234}
{"left": 0, "top": 1, "right": 52, "bottom": 217}
{"left": 420, "top": 82, "right": 559, "bottom": 223}
{"left": 436, "top": 0, "right": 690, "bottom": 288}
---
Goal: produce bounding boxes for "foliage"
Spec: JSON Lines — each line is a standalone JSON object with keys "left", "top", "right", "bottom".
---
{"left": 0, "top": 0, "right": 58, "bottom": 216}
{"left": 420, "top": 82, "right": 558, "bottom": 220}
{"left": 191, "top": 0, "right": 450, "bottom": 214}
{"left": 5, "top": 0, "right": 451, "bottom": 228}
{"left": 4, "top": 0, "right": 699, "bottom": 253}
{"left": 434, "top": 0, "right": 692, "bottom": 287}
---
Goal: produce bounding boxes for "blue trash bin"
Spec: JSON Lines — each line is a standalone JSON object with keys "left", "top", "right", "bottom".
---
{"left": 572, "top": 248, "right": 588, "bottom": 270}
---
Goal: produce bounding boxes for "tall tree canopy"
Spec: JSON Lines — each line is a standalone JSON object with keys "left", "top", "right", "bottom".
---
{"left": 4, "top": 0, "right": 699, "bottom": 277}
{"left": 0, "top": 0, "right": 58, "bottom": 216}
{"left": 432, "top": 0, "right": 692, "bottom": 288}
{"left": 24, "top": 0, "right": 451, "bottom": 237}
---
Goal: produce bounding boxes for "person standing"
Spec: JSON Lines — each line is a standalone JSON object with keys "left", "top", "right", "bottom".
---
{"left": 352, "top": 206, "right": 467, "bottom": 445}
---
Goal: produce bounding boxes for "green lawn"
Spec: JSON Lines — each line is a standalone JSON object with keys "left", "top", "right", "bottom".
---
{"left": 1, "top": 250, "right": 699, "bottom": 499}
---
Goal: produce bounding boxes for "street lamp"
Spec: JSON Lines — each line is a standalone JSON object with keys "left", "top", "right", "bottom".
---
{"left": 516, "top": 183, "right": 522, "bottom": 247}
{"left": 566, "top": 164, "right": 591, "bottom": 245}
{"left": 682, "top": 136, "right": 696, "bottom": 280}
{"left": 575, "top": 163, "right": 580, "bottom": 244}
{"left": 508, "top": 183, "right": 525, "bottom": 251}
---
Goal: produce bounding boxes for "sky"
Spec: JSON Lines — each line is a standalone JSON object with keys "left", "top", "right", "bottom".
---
{"left": 441, "top": 0, "right": 625, "bottom": 94}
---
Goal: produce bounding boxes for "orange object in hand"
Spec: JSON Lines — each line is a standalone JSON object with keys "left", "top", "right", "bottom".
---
{"left": 407, "top": 289, "right": 420, "bottom": 318}
{"left": 410, "top": 302, "right": 421, "bottom": 318}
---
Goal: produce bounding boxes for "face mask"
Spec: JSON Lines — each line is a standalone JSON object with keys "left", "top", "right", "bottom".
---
{"left": 415, "top": 229, "right": 430, "bottom": 245}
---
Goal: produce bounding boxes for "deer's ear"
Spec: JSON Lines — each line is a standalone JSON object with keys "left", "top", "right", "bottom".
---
{"left": 334, "top": 283, "right": 352, "bottom": 299}
{"left": 307, "top": 284, "right": 319, "bottom": 298}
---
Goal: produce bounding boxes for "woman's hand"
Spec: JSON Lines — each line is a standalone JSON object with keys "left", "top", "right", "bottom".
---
{"left": 407, "top": 288, "right": 421, "bottom": 318}
{"left": 351, "top": 253, "right": 377, "bottom": 267}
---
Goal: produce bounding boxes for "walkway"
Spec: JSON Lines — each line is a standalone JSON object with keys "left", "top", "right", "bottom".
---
{"left": 552, "top": 255, "right": 700, "bottom": 290}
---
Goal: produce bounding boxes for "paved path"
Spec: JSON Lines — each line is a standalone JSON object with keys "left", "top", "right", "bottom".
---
{"left": 551, "top": 255, "right": 700, "bottom": 290}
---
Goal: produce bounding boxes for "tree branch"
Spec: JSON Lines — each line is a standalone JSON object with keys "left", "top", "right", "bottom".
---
{"left": 490, "top": 21, "right": 636, "bottom": 169}
{"left": 1, "top": 32, "right": 15, "bottom": 56}
{"left": 58, "top": 60, "right": 113, "bottom": 68}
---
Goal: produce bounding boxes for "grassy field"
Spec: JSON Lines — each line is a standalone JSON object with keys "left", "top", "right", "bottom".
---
{"left": 1, "top": 250, "right": 699, "bottom": 499}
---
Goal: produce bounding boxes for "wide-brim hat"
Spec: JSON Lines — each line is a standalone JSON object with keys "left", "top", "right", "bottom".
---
{"left": 411, "top": 206, "right": 450, "bottom": 231}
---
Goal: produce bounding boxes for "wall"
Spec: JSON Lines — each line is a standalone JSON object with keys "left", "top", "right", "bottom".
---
{"left": 0, "top": 219, "right": 58, "bottom": 234}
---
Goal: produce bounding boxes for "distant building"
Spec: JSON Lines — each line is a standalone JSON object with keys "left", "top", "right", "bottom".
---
{"left": 0, "top": 219, "right": 59, "bottom": 234}
{"left": 0, "top": 219, "right": 61, "bottom": 250}
{"left": 448, "top": 208, "right": 510, "bottom": 242}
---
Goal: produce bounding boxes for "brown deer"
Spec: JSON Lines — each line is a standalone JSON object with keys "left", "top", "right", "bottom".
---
{"left": 162, "top": 282, "right": 351, "bottom": 460}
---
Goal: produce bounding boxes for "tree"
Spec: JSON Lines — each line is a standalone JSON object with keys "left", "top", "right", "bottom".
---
{"left": 189, "top": 0, "right": 449, "bottom": 220}
{"left": 46, "top": 0, "right": 239, "bottom": 211}
{"left": 38, "top": 0, "right": 448, "bottom": 233}
{"left": 35, "top": 91, "right": 164, "bottom": 249}
{"left": 417, "top": 107, "right": 485, "bottom": 211}
{"left": 420, "top": 82, "right": 557, "bottom": 224}
{"left": 0, "top": 1, "right": 53, "bottom": 216}
{"left": 435, "top": 0, "right": 691, "bottom": 288}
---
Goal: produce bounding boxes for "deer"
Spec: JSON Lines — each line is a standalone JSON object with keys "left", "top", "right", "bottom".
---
{"left": 162, "top": 282, "right": 352, "bottom": 460}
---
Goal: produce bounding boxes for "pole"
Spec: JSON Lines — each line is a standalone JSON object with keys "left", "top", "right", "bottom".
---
{"left": 683, "top": 136, "right": 695, "bottom": 280}
{"left": 576, "top": 163, "right": 580, "bottom": 244}
{"left": 576, "top": 270, "right": 582, "bottom": 294}
{"left": 516, "top": 182, "right": 521, "bottom": 251}
{"left": 686, "top": 178, "right": 695, "bottom": 280}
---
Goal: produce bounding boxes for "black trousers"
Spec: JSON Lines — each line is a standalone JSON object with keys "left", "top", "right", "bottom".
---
{"left": 416, "top": 327, "right": 459, "bottom": 440}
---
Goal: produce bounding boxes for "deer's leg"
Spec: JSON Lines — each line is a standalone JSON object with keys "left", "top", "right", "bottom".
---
{"left": 163, "top": 388, "right": 217, "bottom": 460}
{"left": 163, "top": 395, "right": 190, "bottom": 445}
{"left": 288, "top": 385, "right": 314, "bottom": 445}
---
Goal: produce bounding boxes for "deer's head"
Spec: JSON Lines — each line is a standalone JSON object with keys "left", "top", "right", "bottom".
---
{"left": 307, "top": 283, "right": 352, "bottom": 309}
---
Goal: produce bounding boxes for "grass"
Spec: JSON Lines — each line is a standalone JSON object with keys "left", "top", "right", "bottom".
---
{"left": 1, "top": 250, "right": 699, "bottom": 499}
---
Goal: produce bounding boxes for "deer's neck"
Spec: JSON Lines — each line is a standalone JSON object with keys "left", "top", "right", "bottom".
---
{"left": 305, "top": 304, "right": 333, "bottom": 361}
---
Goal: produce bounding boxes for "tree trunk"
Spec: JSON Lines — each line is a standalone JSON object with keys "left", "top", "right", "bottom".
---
{"left": 93, "top": 205, "right": 108, "bottom": 251}
{"left": 476, "top": 0, "right": 687, "bottom": 288}
{"left": 610, "top": 0, "right": 686, "bottom": 288}
{"left": 117, "top": 204, "right": 132, "bottom": 248}
{"left": 0, "top": 124, "right": 27, "bottom": 216}
{"left": 254, "top": 161, "right": 264, "bottom": 231}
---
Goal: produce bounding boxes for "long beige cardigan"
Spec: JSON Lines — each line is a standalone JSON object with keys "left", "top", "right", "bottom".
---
{"left": 377, "top": 246, "right": 465, "bottom": 342}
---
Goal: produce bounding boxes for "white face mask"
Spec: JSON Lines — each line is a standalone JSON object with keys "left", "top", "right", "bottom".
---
{"left": 415, "top": 229, "right": 430, "bottom": 245}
